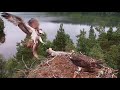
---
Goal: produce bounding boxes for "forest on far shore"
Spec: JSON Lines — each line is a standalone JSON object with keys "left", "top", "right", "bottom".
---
{"left": 48, "top": 12, "right": 120, "bottom": 26}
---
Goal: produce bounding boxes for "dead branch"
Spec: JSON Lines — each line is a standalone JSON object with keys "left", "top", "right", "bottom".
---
{"left": 29, "top": 60, "right": 37, "bottom": 69}
{"left": 46, "top": 55, "right": 58, "bottom": 65}
{"left": 16, "top": 69, "right": 28, "bottom": 77}
{"left": 22, "top": 55, "right": 29, "bottom": 70}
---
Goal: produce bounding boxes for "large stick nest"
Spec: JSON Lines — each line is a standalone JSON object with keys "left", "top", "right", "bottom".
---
{"left": 27, "top": 54, "right": 118, "bottom": 78}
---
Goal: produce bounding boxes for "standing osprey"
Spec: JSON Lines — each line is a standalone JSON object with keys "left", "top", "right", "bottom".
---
{"left": 70, "top": 54, "right": 103, "bottom": 70}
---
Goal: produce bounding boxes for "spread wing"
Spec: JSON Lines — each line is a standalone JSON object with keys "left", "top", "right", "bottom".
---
{"left": 1, "top": 12, "right": 31, "bottom": 36}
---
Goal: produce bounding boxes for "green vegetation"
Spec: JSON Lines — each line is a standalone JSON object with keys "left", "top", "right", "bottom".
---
{"left": 0, "top": 55, "right": 6, "bottom": 78}
{"left": 53, "top": 24, "right": 75, "bottom": 51}
{"left": 0, "top": 18, "right": 4, "bottom": 32}
{"left": 76, "top": 24, "right": 120, "bottom": 77}
{"left": 0, "top": 31, "right": 5, "bottom": 44}
{"left": 0, "top": 23, "right": 120, "bottom": 78}
{"left": 48, "top": 12, "right": 120, "bottom": 26}
{"left": 0, "top": 18, "right": 5, "bottom": 44}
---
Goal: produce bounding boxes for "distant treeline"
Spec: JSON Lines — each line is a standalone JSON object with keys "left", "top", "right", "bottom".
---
{"left": 48, "top": 12, "right": 120, "bottom": 16}
{"left": 48, "top": 12, "right": 120, "bottom": 26}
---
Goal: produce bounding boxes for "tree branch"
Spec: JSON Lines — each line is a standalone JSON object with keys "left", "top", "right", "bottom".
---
{"left": 22, "top": 55, "right": 29, "bottom": 70}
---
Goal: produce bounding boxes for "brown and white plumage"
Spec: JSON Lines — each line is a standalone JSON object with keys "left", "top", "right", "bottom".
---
{"left": 70, "top": 54, "right": 103, "bottom": 69}
{"left": 46, "top": 48, "right": 74, "bottom": 57}
{"left": 1, "top": 12, "right": 44, "bottom": 59}
{"left": 1, "top": 12, "right": 31, "bottom": 35}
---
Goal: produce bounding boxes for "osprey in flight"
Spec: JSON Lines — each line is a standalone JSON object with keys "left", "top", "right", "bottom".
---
{"left": 1, "top": 12, "right": 31, "bottom": 36}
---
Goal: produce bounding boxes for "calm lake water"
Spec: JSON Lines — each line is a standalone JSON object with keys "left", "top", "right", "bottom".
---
{"left": 0, "top": 12, "right": 117, "bottom": 59}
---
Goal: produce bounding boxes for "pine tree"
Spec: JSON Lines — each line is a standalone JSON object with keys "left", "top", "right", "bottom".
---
{"left": 0, "top": 54, "right": 6, "bottom": 78}
{"left": 116, "top": 24, "right": 120, "bottom": 33}
{"left": 5, "top": 58, "right": 18, "bottom": 78}
{"left": 53, "top": 24, "right": 75, "bottom": 51}
{"left": 0, "top": 18, "right": 4, "bottom": 32}
{"left": 65, "top": 34, "right": 75, "bottom": 52}
{"left": 104, "top": 45, "right": 120, "bottom": 69}
{"left": 0, "top": 18, "right": 5, "bottom": 44}
{"left": 89, "top": 26, "right": 96, "bottom": 40}
{"left": 105, "top": 27, "right": 116, "bottom": 50}
{"left": 87, "top": 26, "right": 96, "bottom": 52}
{"left": 76, "top": 29, "right": 88, "bottom": 54}
{"left": 95, "top": 25, "right": 105, "bottom": 35}
{"left": 96, "top": 26, "right": 109, "bottom": 51}
{"left": 53, "top": 24, "right": 67, "bottom": 51}
{"left": 107, "top": 27, "right": 113, "bottom": 41}
{"left": 0, "top": 31, "right": 5, "bottom": 44}
{"left": 89, "top": 43, "right": 104, "bottom": 59}
{"left": 113, "top": 25, "right": 120, "bottom": 45}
